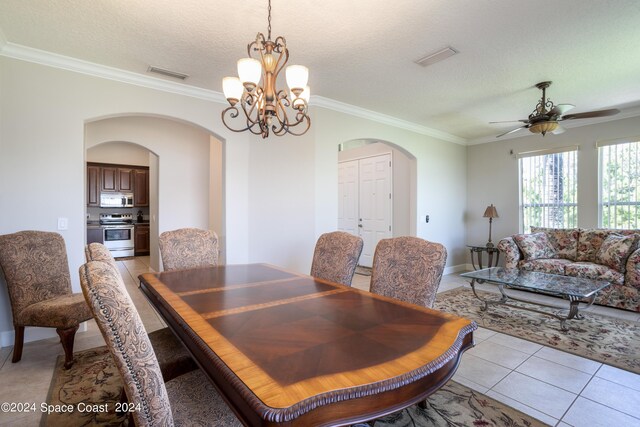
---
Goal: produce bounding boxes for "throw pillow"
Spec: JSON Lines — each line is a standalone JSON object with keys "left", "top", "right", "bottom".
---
{"left": 595, "top": 234, "right": 640, "bottom": 273}
{"left": 530, "top": 227, "right": 579, "bottom": 261}
{"left": 513, "top": 232, "right": 556, "bottom": 260}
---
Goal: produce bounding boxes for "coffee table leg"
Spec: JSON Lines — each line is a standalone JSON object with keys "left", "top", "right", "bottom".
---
{"left": 470, "top": 279, "right": 508, "bottom": 311}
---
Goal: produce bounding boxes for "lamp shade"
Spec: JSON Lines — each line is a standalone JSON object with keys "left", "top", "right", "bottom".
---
{"left": 483, "top": 204, "right": 499, "bottom": 218}
{"left": 222, "top": 77, "right": 244, "bottom": 103}
{"left": 291, "top": 86, "right": 310, "bottom": 109}
{"left": 286, "top": 65, "right": 309, "bottom": 91}
{"left": 237, "top": 58, "right": 262, "bottom": 87}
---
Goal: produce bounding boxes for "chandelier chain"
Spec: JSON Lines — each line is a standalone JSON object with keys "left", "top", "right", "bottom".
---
{"left": 267, "top": 0, "right": 272, "bottom": 40}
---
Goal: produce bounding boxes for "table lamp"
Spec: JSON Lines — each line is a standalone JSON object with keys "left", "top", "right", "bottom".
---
{"left": 483, "top": 204, "right": 499, "bottom": 248}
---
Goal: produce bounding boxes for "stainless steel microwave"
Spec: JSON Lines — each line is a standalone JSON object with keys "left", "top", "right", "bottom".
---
{"left": 100, "top": 193, "right": 134, "bottom": 208}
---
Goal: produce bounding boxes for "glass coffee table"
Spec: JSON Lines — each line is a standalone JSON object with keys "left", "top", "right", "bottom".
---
{"left": 460, "top": 267, "right": 611, "bottom": 330}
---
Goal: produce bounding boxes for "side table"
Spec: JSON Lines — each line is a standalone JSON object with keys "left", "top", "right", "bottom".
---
{"left": 467, "top": 245, "right": 500, "bottom": 270}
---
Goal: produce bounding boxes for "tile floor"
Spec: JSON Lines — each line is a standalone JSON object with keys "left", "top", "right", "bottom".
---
{"left": 0, "top": 258, "right": 638, "bottom": 426}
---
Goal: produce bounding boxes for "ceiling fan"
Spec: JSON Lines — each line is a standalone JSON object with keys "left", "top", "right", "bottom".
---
{"left": 491, "top": 81, "right": 620, "bottom": 138}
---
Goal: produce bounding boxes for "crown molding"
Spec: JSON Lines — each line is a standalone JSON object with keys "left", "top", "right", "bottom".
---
{"left": 0, "top": 42, "right": 227, "bottom": 104}
{"left": 0, "top": 41, "right": 468, "bottom": 145}
{"left": 311, "top": 96, "right": 467, "bottom": 145}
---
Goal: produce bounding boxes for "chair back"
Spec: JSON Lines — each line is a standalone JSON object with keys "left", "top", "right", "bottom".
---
{"left": 84, "top": 242, "right": 118, "bottom": 270}
{"left": 79, "top": 261, "right": 173, "bottom": 427}
{"left": 310, "top": 231, "right": 363, "bottom": 286}
{"left": 0, "top": 231, "right": 72, "bottom": 317}
{"left": 370, "top": 236, "right": 447, "bottom": 308}
{"left": 159, "top": 228, "right": 218, "bottom": 271}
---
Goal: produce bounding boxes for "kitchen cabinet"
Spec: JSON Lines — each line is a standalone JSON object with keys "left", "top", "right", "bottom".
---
{"left": 87, "top": 165, "right": 101, "bottom": 207}
{"left": 133, "top": 169, "right": 149, "bottom": 206}
{"left": 134, "top": 224, "right": 150, "bottom": 255}
{"left": 87, "top": 227, "right": 103, "bottom": 245}
{"left": 99, "top": 165, "right": 134, "bottom": 193}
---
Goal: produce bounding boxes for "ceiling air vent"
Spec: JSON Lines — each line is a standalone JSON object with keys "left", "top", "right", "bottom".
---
{"left": 415, "top": 47, "right": 458, "bottom": 67}
{"left": 147, "top": 66, "right": 189, "bottom": 80}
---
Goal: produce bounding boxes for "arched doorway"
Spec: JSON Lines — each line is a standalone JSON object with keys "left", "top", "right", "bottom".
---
{"left": 84, "top": 115, "right": 225, "bottom": 270}
{"left": 338, "top": 139, "right": 417, "bottom": 267}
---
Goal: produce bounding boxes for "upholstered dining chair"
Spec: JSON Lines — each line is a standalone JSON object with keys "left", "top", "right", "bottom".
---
{"left": 0, "top": 230, "right": 92, "bottom": 369}
{"left": 370, "top": 236, "right": 447, "bottom": 308}
{"left": 310, "top": 231, "right": 364, "bottom": 286}
{"left": 84, "top": 242, "right": 197, "bottom": 382}
{"left": 79, "top": 260, "right": 240, "bottom": 426}
{"left": 159, "top": 228, "right": 219, "bottom": 271}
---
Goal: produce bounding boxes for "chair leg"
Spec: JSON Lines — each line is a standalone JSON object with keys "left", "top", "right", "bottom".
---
{"left": 418, "top": 400, "right": 428, "bottom": 409}
{"left": 57, "top": 325, "right": 79, "bottom": 369}
{"left": 12, "top": 325, "right": 25, "bottom": 363}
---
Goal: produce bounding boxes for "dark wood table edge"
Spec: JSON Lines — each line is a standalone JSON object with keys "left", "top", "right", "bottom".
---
{"left": 139, "top": 272, "right": 477, "bottom": 426}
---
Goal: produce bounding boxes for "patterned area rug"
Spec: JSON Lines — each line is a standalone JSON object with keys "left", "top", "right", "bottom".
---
{"left": 434, "top": 287, "right": 640, "bottom": 374}
{"left": 43, "top": 346, "right": 544, "bottom": 426}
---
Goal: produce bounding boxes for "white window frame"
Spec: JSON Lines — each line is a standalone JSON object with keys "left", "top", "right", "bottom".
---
{"left": 518, "top": 146, "right": 579, "bottom": 232}
{"left": 597, "top": 137, "right": 640, "bottom": 229}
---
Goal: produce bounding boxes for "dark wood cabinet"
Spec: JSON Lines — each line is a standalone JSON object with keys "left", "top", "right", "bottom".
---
{"left": 118, "top": 168, "right": 134, "bottom": 192}
{"left": 135, "top": 224, "right": 150, "bottom": 255}
{"left": 133, "top": 169, "right": 149, "bottom": 206}
{"left": 87, "top": 227, "right": 103, "bottom": 244}
{"left": 87, "top": 165, "right": 101, "bottom": 207}
{"left": 101, "top": 166, "right": 118, "bottom": 192}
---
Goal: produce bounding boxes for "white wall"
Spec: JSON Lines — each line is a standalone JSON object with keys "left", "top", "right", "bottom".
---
{"left": 0, "top": 55, "right": 468, "bottom": 346}
{"left": 466, "top": 116, "right": 640, "bottom": 253}
{"left": 86, "top": 141, "right": 150, "bottom": 166}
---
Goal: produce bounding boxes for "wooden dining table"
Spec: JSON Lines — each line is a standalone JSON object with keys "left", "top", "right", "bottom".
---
{"left": 139, "top": 263, "right": 476, "bottom": 427}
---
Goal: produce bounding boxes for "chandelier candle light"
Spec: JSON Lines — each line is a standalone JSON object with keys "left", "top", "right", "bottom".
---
{"left": 221, "top": 0, "right": 310, "bottom": 138}
{"left": 483, "top": 204, "right": 499, "bottom": 248}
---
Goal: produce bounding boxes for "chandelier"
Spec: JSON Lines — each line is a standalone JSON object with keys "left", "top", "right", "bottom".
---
{"left": 221, "top": 0, "right": 310, "bottom": 138}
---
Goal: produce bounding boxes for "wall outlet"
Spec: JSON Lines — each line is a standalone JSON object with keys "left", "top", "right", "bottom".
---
{"left": 57, "top": 217, "right": 68, "bottom": 230}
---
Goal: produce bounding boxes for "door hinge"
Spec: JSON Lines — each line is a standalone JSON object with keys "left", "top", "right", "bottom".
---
{"left": 389, "top": 161, "right": 391, "bottom": 167}
{"left": 389, "top": 193, "right": 391, "bottom": 199}
{"left": 389, "top": 225, "right": 391, "bottom": 231}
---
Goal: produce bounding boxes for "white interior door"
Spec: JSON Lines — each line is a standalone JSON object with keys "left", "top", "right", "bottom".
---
{"left": 339, "top": 154, "right": 392, "bottom": 268}
{"left": 338, "top": 160, "right": 359, "bottom": 235}
{"left": 358, "top": 154, "right": 392, "bottom": 267}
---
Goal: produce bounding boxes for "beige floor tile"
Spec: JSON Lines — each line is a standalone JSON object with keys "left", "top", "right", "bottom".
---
{"left": 456, "top": 353, "right": 511, "bottom": 388}
{"left": 351, "top": 274, "right": 370, "bottom": 291}
{"left": 484, "top": 390, "right": 559, "bottom": 426}
{"left": 516, "top": 356, "right": 592, "bottom": 394}
{"left": 0, "top": 347, "right": 11, "bottom": 370}
{"left": 492, "top": 371, "right": 577, "bottom": 419}
{"left": 534, "top": 346, "right": 602, "bottom": 375}
{"left": 466, "top": 340, "right": 530, "bottom": 370}
{"left": 486, "top": 332, "right": 543, "bottom": 355}
{"left": 0, "top": 409, "right": 43, "bottom": 426}
{"left": 562, "top": 396, "right": 640, "bottom": 427}
{"left": 595, "top": 364, "right": 640, "bottom": 392}
{"left": 580, "top": 377, "right": 640, "bottom": 419}
{"left": 451, "top": 373, "right": 489, "bottom": 394}
{"left": 473, "top": 327, "right": 498, "bottom": 342}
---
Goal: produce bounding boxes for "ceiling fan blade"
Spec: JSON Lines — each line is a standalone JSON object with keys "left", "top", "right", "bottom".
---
{"left": 549, "top": 104, "right": 575, "bottom": 116}
{"left": 561, "top": 108, "right": 620, "bottom": 120}
{"left": 552, "top": 124, "right": 566, "bottom": 135}
{"left": 489, "top": 120, "right": 528, "bottom": 124}
{"left": 496, "top": 126, "right": 527, "bottom": 138}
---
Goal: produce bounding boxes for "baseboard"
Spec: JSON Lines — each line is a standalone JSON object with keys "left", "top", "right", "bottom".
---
{"left": 443, "top": 264, "right": 470, "bottom": 275}
{"left": 0, "top": 322, "right": 88, "bottom": 348}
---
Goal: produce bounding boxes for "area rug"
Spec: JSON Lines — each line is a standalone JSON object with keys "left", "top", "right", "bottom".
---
{"left": 434, "top": 287, "right": 640, "bottom": 374}
{"left": 43, "top": 347, "right": 544, "bottom": 426}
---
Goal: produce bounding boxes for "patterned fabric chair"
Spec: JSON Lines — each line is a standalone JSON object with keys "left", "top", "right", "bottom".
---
{"left": 159, "top": 228, "right": 219, "bottom": 271}
{"left": 0, "top": 231, "right": 92, "bottom": 368}
{"left": 79, "top": 260, "right": 241, "bottom": 427}
{"left": 370, "top": 236, "right": 447, "bottom": 308}
{"left": 310, "top": 231, "right": 364, "bottom": 286}
{"left": 84, "top": 242, "right": 197, "bottom": 382}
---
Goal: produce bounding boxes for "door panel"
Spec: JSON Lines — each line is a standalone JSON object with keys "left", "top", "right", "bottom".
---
{"left": 338, "top": 161, "right": 359, "bottom": 235}
{"left": 359, "top": 154, "right": 392, "bottom": 267}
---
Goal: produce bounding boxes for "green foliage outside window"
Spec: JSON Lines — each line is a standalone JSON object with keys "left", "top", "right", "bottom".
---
{"left": 601, "top": 141, "right": 640, "bottom": 229}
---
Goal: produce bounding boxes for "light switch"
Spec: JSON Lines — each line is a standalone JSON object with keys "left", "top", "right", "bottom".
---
{"left": 57, "top": 217, "right": 68, "bottom": 230}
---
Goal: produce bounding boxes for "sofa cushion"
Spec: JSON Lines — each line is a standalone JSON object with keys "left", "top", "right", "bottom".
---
{"left": 513, "top": 232, "right": 556, "bottom": 260}
{"left": 530, "top": 227, "right": 579, "bottom": 261}
{"left": 518, "top": 258, "right": 572, "bottom": 275}
{"left": 595, "top": 234, "right": 639, "bottom": 273}
{"left": 576, "top": 229, "right": 610, "bottom": 262}
{"left": 564, "top": 262, "right": 624, "bottom": 286}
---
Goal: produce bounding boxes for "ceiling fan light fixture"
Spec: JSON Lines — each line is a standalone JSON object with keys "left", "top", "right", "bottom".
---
{"left": 529, "top": 121, "right": 558, "bottom": 136}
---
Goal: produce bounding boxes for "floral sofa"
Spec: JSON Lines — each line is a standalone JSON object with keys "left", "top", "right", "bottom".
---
{"left": 497, "top": 227, "right": 640, "bottom": 312}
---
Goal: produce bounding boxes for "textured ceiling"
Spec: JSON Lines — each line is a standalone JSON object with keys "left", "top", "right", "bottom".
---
{"left": 1, "top": 0, "right": 640, "bottom": 143}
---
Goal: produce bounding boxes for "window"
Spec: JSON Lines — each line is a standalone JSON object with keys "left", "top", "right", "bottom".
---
{"left": 519, "top": 147, "right": 578, "bottom": 231}
{"left": 599, "top": 138, "right": 640, "bottom": 229}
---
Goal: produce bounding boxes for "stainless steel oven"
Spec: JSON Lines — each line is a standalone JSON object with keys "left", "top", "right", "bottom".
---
{"left": 100, "top": 213, "right": 135, "bottom": 258}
